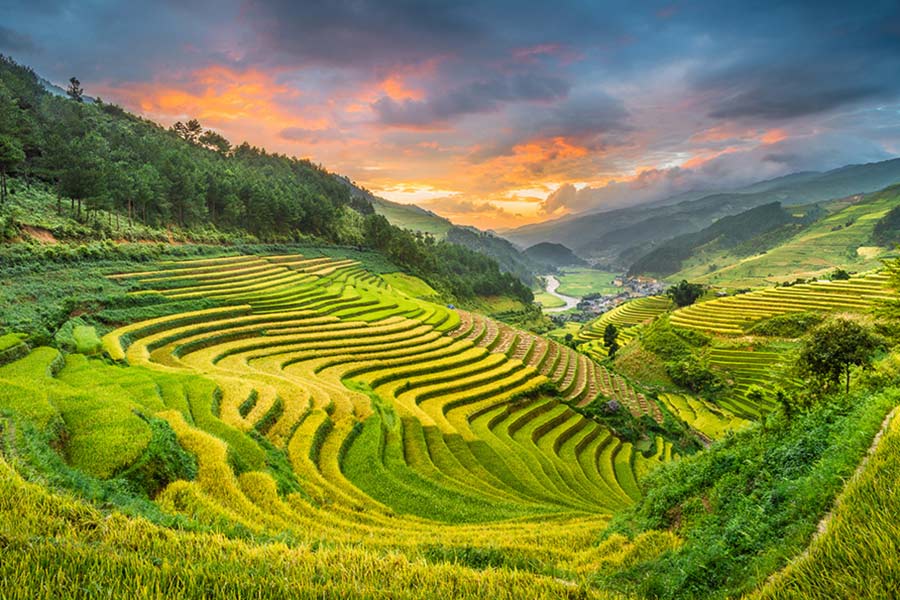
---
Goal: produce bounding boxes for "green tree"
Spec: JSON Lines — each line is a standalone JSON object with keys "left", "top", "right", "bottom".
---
{"left": 603, "top": 323, "right": 620, "bottom": 358}
{"left": 830, "top": 268, "right": 851, "bottom": 280}
{"left": 172, "top": 119, "right": 203, "bottom": 144}
{"left": 57, "top": 133, "right": 107, "bottom": 220}
{"left": 667, "top": 280, "right": 705, "bottom": 307}
{"left": 0, "top": 135, "right": 24, "bottom": 206}
{"left": 199, "top": 129, "right": 232, "bottom": 155}
{"left": 796, "top": 318, "right": 880, "bottom": 394}
{"left": 66, "top": 77, "right": 84, "bottom": 102}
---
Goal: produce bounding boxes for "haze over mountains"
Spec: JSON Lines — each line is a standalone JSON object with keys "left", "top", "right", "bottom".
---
{"left": 503, "top": 158, "right": 900, "bottom": 268}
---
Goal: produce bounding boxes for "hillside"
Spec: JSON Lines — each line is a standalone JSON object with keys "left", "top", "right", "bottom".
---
{"left": 370, "top": 196, "right": 453, "bottom": 237}
{"left": 524, "top": 242, "right": 588, "bottom": 268}
{"left": 3, "top": 244, "right": 900, "bottom": 598}
{"left": 0, "top": 55, "right": 538, "bottom": 310}
{"left": 670, "top": 184, "right": 900, "bottom": 287}
{"left": 504, "top": 159, "right": 900, "bottom": 268}
{"left": 627, "top": 202, "right": 801, "bottom": 277}
{"left": 5, "top": 41, "right": 900, "bottom": 600}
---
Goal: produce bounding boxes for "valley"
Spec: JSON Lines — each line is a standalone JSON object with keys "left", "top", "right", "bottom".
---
{"left": 2, "top": 6, "right": 900, "bottom": 597}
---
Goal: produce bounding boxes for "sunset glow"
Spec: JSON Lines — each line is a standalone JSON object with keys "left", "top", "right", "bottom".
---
{"left": 4, "top": 1, "right": 898, "bottom": 228}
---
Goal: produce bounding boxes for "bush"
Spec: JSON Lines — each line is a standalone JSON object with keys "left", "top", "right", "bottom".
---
{"left": 748, "top": 312, "right": 823, "bottom": 337}
{"left": 665, "top": 355, "right": 723, "bottom": 394}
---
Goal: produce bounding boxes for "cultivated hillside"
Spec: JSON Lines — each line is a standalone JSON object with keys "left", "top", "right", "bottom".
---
{"left": 667, "top": 184, "right": 900, "bottom": 287}
{"left": 4, "top": 52, "right": 900, "bottom": 600}
{"left": 504, "top": 159, "right": 900, "bottom": 267}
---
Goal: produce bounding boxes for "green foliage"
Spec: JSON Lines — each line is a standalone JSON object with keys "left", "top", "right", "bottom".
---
{"left": 446, "top": 226, "right": 541, "bottom": 287}
{"left": 748, "top": 312, "right": 824, "bottom": 337}
{"left": 116, "top": 416, "right": 198, "bottom": 498}
{"left": 71, "top": 325, "right": 101, "bottom": 354}
{"left": 753, "top": 409, "right": 900, "bottom": 599}
{"left": 665, "top": 355, "right": 723, "bottom": 394}
{"left": 797, "top": 318, "right": 881, "bottom": 394}
{"left": 363, "top": 214, "right": 533, "bottom": 303}
{"left": 830, "top": 268, "right": 851, "bottom": 280}
{"left": 871, "top": 203, "right": 900, "bottom": 247}
{"left": 600, "top": 388, "right": 899, "bottom": 599}
{"left": 629, "top": 202, "right": 794, "bottom": 276}
{"left": 666, "top": 280, "right": 705, "bottom": 307}
{"left": 642, "top": 318, "right": 709, "bottom": 361}
{"left": 603, "top": 323, "right": 619, "bottom": 358}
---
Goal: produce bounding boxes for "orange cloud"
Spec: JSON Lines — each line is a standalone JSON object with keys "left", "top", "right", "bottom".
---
{"left": 381, "top": 74, "right": 424, "bottom": 101}
{"left": 760, "top": 128, "right": 788, "bottom": 144}
{"left": 681, "top": 146, "right": 742, "bottom": 169}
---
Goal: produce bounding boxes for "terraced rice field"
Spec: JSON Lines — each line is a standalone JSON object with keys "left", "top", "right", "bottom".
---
{"left": 669, "top": 273, "right": 890, "bottom": 335}
{"left": 658, "top": 393, "right": 749, "bottom": 441}
{"left": 0, "top": 252, "right": 680, "bottom": 584}
{"left": 449, "top": 310, "right": 663, "bottom": 422}
{"left": 706, "top": 347, "right": 799, "bottom": 417}
{"left": 578, "top": 297, "right": 671, "bottom": 362}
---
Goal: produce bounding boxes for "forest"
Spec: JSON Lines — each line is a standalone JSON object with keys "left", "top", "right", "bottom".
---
{"left": 0, "top": 55, "right": 531, "bottom": 305}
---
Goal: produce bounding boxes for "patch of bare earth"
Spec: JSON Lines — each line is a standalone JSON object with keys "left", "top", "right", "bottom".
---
{"left": 21, "top": 225, "right": 58, "bottom": 244}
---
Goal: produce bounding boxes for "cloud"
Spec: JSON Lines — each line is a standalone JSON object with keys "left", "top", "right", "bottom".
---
{"left": 241, "top": 0, "right": 482, "bottom": 70}
{"left": 0, "top": 26, "right": 38, "bottom": 53}
{"left": 540, "top": 130, "right": 897, "bottom": 216}
{"left": 279, "top": 126, "right": 343, "bottom": 144}
{"left": 471, "top": 92, "right": 630, "bottom": 160}
{"left": 701, "top": 65, "right": 893, "bottom": 120}
{"left": 541, "top": 168, "right": 702, "bottom": 215}
{"left": 371, "top": 70, "right": 570, "bottom": 128}
{"left": 5, "top": 0, "right": 900, "bottom": 231}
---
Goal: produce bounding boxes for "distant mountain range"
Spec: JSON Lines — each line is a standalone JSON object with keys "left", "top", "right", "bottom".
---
{"left": 524, "top": 242, "right": 587, "bottom": 268}
{"left": 502, "top": 158, "right": 900, "bottom": 269}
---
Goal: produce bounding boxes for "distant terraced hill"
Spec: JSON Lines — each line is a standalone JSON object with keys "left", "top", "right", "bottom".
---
{"left": 669, "top": 184, "right": 900, "bottom": 287}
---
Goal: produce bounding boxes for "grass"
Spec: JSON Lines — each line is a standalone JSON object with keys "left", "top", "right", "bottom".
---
{"left": 3, "top": 247, "right": 897, "bottom": 598}
{"left": 555, "top": 268, "right": 620, "bottom": 298}
{"left": 372, "top": 197, "right": 453, "bottom": 237}
{"left": 599, "top": 387, "right": 899, "bottom": 599}
{"left": 533, "top": 291, "right": 567, "bottom": 309}
{"left": 381, "top": 272, "right": 439, "bottom": 299}
{"left": 752, "top": 407, "right": 900, "bottom": 599}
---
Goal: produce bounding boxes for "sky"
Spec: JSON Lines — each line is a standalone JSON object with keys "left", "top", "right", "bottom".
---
{"left": 2, "top": 1, "right": 900, "bottom": 230}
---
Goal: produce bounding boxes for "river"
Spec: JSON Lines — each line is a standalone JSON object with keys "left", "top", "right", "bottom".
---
{"left": 542, "top": 275, "right": 580, "bottom": 313}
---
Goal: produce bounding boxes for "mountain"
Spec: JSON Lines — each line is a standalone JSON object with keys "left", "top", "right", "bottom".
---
{"left": 503, "top": 158, "right": 900, "bottom": 268}
{"left": 663, "top": 183, "right": 900, "bottom": 287}
{"left": 627, "top": 202, "right": 802, "bottom": 277}
{"left": 524, "top": 242, "right": 587, "bottom": 268}
{"left": 445, "top": 226, "right": 542, "bottom": 285}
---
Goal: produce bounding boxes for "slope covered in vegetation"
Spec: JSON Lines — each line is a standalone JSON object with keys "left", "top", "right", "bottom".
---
{"left": 0, "top": 55, "right": 533, "bottom": 308}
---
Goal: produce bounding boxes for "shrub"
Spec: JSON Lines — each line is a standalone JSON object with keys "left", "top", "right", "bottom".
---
{"left": 665, "top": 355, "right": 723, "bottom": 394}
{"left": 748, "top": 312, "right": 823, "bottom": 337}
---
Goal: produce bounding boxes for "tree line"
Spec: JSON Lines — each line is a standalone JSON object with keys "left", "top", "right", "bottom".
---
{"left": 0, "top": 55, "right": 531, "bottom": 304}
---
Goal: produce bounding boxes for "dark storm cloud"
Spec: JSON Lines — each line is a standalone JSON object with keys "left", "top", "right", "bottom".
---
{"left": 238, "top": 0, "right": 611, "bottom": 71}
{"left": 0, "top": 26, "right": 39, "bottom": 53}
{"left": 469, "top": 93, "right": 631, "bottom": 161}
{"left": 240, "top": 0, "right": 483, "bottom": 69}
{"left": 699, "top": 60, "right": 899, "bottom": 121}
{"left": 687, "top": 1, "right": 900, "bottom": 121}
{"left": 372, "top": 70, "right": 570, "bottom": 127}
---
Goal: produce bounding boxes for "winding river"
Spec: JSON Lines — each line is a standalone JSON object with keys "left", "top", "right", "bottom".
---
{"left": 542, "top": 275, "right": 580, "bottom": 313}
